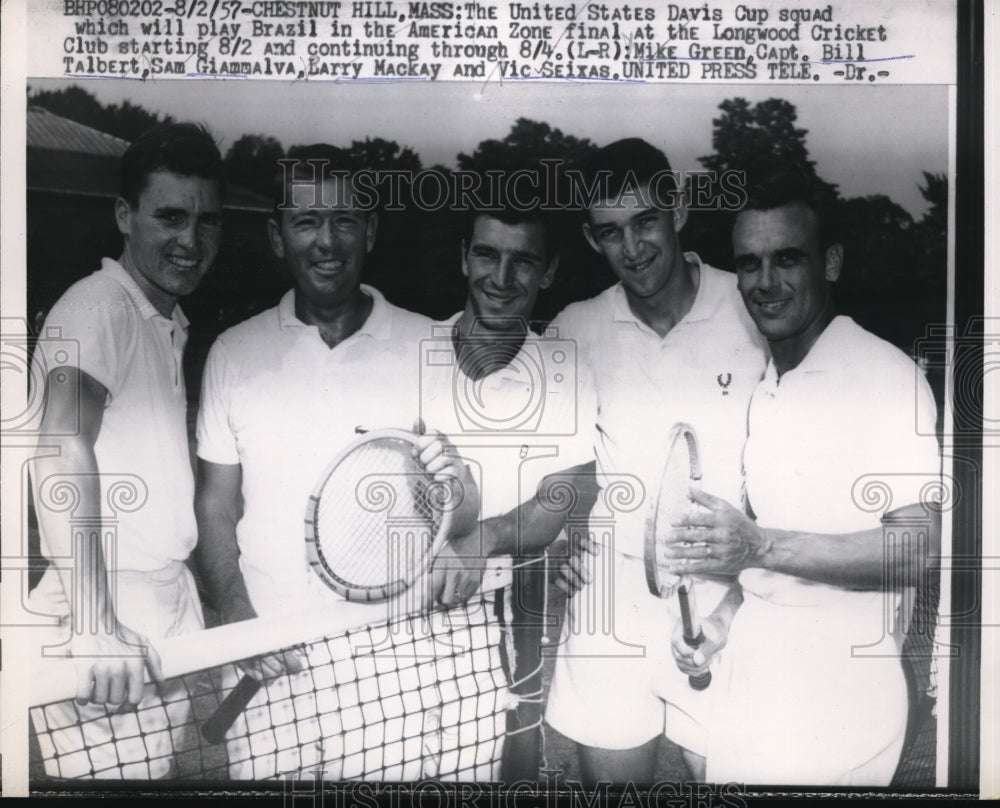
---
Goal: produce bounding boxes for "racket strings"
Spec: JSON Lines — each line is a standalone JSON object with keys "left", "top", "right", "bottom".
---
{"left": 313, "top": 440, "right": 443, "bottom": 590}
{"left": 651, "top": 438, "right": 695, "bottom": 587}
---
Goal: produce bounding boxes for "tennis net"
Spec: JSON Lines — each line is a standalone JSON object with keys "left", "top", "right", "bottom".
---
{"left": 28, "top": 560, "right": 540, "bottom": 782}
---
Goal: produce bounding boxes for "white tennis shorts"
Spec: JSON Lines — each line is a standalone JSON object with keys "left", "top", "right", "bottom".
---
{"left": 29, "top": 562, "right": 205, "bottom": 779}
{"left": 545, "top": 548, "right": 727, "bottom": 756}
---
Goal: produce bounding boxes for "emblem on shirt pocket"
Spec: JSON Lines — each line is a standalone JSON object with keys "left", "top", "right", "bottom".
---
{"left": 717, "top": 372, "right": 732, "bottom": 396}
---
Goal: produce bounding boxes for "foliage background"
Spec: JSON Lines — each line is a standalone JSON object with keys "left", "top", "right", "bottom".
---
{"left": 28, "top": 84, "right": 947, "bottom": 354}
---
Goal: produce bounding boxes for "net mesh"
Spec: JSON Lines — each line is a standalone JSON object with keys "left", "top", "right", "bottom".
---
{"left": 311, "top": 438, "right": 444, "bottom": 593}
{"left": 29, "top": 589, "right": 515, "bottom": 782}
{"left": 890, "top": 569, "right": 941, "bottom": 788}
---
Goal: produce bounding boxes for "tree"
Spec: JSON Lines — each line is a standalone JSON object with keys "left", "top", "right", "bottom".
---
{"left": 699, "top": 97, "right": 836, "bottom": 199}
{"left": 457, "top": 118, "right": 598, "bottom": 173}
{"left": 912, "top": 172, "right": 948, "bottom": 325}
{"left": 349, "top": 137, "right": 422, "bottom": 173}
{"left": 914, "top": 171, "right": 947, "bottom": 247}
{"left": 686, "top": 97, "right": 839, "bottom": 271}
{"left": 28, "top": 85, "right": 172, "bottom": 142}
{"left": 223, "top": 134, "right": 285, "bottom": 198}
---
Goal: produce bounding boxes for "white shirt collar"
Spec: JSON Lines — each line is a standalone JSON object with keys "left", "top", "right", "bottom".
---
{"left": 442, "top": 310, "right": 540, "bottom": 381}
{"left": 101, "top": 257, "right": 189, "bottom": 328}
{"left": 277, "top": 283, "right": 392, "bottom": 339}
{"left": 611, "top": 252, "right": 712, "bottom": 330}
{"left": 759, "top": 315, "right": 854, "bottom": 392}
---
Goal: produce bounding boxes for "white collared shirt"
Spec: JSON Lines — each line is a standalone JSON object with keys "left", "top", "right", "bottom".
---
{"left": 197, "top": 285, "right": 433, "bottom": 616}
{"left": 549, "top": 255, "right": 769, "bottom": 559}
{"left": 418, "top": 313, "right": 594, "bottom": 521}
{"left": 740, "top": 315, "right": 941, "bottom": 606}
{"left": 33, "top": 257, "right": 196, "bottom": 571}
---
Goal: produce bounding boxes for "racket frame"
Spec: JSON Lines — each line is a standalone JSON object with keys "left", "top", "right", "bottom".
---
{"left": 305, "top": 428, "right": 457, "bottom": 602}
{"left": 644, "top": 422, "right": 702, "bottom": 598}
{"left": 642, "top": 422, "right": 713, "bottom": 691}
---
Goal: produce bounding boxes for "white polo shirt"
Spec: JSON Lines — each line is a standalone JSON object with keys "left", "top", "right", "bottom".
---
{"left": 707, "top": 316, "right": 941, "bottom": 785}
{"left": 34, "top": 258, "right": 196, "bottom": 571}
{"left": 196, "top": 285, "right": 433, "bottom": 617}
{"left": 741, "top": 315, "right": 941, "bottom": 606}
{"left": 418, "top": 313, "right": 594, "bottom": 522}
{"left": 549, "top": 256, "right": 768, "bottom": 560}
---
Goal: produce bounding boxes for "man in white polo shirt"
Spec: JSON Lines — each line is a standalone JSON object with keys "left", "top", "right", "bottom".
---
{"left": 422, "top": 202, "right": 594, "bottom": 602}
{"left": 195, "top": 145, "right": 477, "bottom": 779}
{"left": 29, "top": 123, "right": 224, "bottom": 778}
{"left": 418, "top": 199, "right": 596, "bottom": 777}
{"left": 543, "top": 139, "right": 768, "bottom": 782}
{"left": 666, "top": 169, "right": 941, "bottom": 785}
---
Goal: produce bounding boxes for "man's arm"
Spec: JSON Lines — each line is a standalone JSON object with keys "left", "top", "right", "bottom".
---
{"left": 193, "top": 459, "right": 252, "bottom": 625}
{"left": 194, "top": 459, "right": 302, "bottom": 678}
{"left": 433, "top": 461, "right": 598, "bottom": 606}
{"left": 32, "top": 367, "right": 163, "bottom": 706}
{"left": 667, "top": 489, "right": 940, "bottom": 588}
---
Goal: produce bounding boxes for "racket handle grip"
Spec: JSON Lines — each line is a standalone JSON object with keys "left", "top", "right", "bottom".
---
{"left": 201, "top": 674, "right": 262, "bottom": 744}
{"left": 683, "top": 628, "right": 712, "bottom": 691}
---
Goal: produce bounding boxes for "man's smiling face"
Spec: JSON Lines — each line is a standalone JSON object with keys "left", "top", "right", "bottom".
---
{"left": 733, "top": 202, "right": 842, "bottom": 357}
{"left": 268, "top": 175, "right": 376, "bottom": 314}
{"left": 462, "top": 214, "right": 555, "bottom": 333}
{"left": 584, "top": 179, "right": 686, "bottom": 302}
{"left": 115, "top": 170, "right": 222, "bottom": 314}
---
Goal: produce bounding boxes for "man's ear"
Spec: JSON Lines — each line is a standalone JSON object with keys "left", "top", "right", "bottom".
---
{"left": 460, "top": 240, "right": 470, "bottom": 279}
{"left": 540, "top": 255, "right": 559, "bottom": 290}
{"left": 365, "top": 211, "right": 379, "bottom": 253}
{"left": 824, "top": 243, "right": 844, "bottom": 282}
{"left": 582, "top": 222, "right": 601, "bottom": 254}
{"left": 267, "top": 217, "right": 285, "bottom": 260}
{"left": 114, "top": 197, "right": 132, "bottom": 238}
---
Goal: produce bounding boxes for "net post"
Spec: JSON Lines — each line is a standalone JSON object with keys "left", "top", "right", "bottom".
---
{"left": 499, "top": 551, "right": 546, "bottom": 782}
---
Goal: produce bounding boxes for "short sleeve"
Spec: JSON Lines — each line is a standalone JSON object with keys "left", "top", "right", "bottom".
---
{"left": 40, "top": 282, "right": 134, "bottom": 400}
{"left": 559, "top": 357, "right": 597, "bottom": 469}
{"left": 547, "top": 303, "right": 598, "bottom": 472}
{"left": 196, "top": 337, "right": 240, "bottom": 465}
{"left": 884, "top": 370, "right": 941, "bottom": 513}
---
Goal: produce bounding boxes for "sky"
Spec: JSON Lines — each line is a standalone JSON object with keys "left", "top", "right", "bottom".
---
{"left": 28, "top": 79, "right": 949, "bottom": 218}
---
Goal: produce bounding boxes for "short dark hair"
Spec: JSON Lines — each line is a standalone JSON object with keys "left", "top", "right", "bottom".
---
{"left": 462, "top": 207, "right": 555, "bottom": 264}
{"left": 120, "top": 122, "right": 223, "bottom": 207}
{"left": 271, "top": 143, "right": 362, "bottom": 217}
{"left": 740, "top": 167, "right": 840, "bottom": 247}
{"left": 581, "top": 138, "right": 679, "bottom": 209}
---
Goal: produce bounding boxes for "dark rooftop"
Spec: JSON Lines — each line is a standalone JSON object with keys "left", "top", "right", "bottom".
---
{"left": 26, "top": 105, "right": 271, "bottom": 213}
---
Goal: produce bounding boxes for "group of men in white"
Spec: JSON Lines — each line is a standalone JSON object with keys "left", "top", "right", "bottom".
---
{"left": 28, "top": 121, "right": 940, "bottom": 786}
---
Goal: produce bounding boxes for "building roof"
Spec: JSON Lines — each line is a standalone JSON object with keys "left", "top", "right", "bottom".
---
{"left": 27, "top": 105, "right": 130, "bottom": 157}
{"left": 26, "top": 105, "right": 271, "bottom": 213}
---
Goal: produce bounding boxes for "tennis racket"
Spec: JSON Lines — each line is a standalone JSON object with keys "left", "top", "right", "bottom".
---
{"left": 677, "top": 578, "right": 711, "bottom": 691}
{"left": 643, "top": 422, "right": 711, "bottom": 691}
{"left": 202, "top": 428, "right": 460, "bottom": 744}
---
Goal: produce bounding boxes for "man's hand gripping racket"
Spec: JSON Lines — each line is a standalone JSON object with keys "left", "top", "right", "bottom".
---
{"left": 643, "top": 422, "right": 712, "bottom": 691}
{"left": 201, "top": 425, "right": 476, "bottom": 744}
